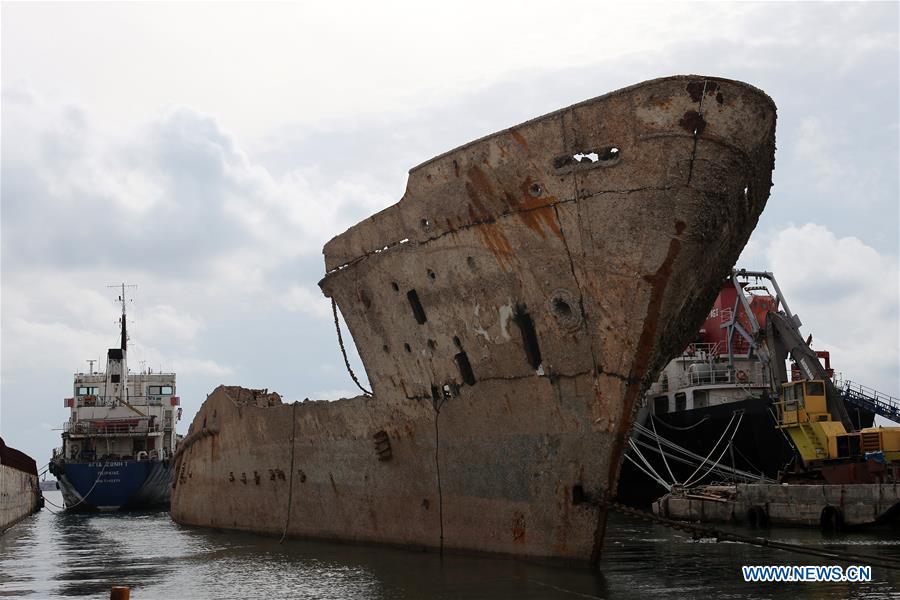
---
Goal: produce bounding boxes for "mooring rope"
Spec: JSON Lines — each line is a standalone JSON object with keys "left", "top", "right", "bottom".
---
{"left": 279, "top": 401, "right": 298, "bottom": 544}
{"left": 650, "top": 413, "right": 676, "bottom": 484}
{"left": 630, "top": 436, "right": 767, "bottom": 483}
{"left": 331, "top": 298, "right": 372, "bottom": 396}
{"left": 683, "top": 411, "right": 745, "bottom": 488}
{"left": 679, "top": 411, "right": 738, "bottom": 486}
{"left": 650, "top": 412, "right": 710, "bottom": 431}
{"left": 42, "top": 460, "right": 110, "bottom": 511}
{"left": 633, "top": 421, "right": 774, "bottom": 482}
{"left": 623, "top": 453, "right": 671, "bottom": 491}
{"left": 432, "top": 394, "right": 448, "bottom": 555}
{"left": 627, "top": 439, "right": 673, "bottom": 490}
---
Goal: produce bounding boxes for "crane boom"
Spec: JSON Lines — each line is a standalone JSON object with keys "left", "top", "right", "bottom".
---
{"left": 765, "top": 311, "right": 853, "bottom": 431}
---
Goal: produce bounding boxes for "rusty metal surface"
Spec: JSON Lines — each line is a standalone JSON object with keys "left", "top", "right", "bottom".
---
{"left": 1, "top": 438, "right": 41, "bottom": 532}
{"left": 0, "top": 437, "right": 37, "bottom": 476}
{"left": 171, "top": 75, "right": 776, "bottom": 564}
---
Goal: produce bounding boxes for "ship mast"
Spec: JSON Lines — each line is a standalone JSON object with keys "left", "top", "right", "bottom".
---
{"left": 108, "top": 283, "right": 136, "bottom": 406}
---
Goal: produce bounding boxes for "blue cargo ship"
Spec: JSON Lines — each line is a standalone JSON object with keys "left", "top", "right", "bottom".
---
{"left": 49, "top": 285, "right": 182, "bottom": 511}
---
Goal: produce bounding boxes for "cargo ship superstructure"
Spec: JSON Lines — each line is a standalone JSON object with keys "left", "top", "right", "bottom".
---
{"left": 171, "top": 75, "right": 777, "bottom": 565}
{"left": 50, "top": 286, "right": 182, "bottom": 511}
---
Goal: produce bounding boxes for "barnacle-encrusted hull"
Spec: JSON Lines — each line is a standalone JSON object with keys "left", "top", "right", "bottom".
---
{"left": 171, "top": 75, "right": 776, "bottom": 564}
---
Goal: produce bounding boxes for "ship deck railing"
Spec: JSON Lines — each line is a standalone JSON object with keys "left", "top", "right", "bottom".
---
{"left": 72, "top": 395, "right": 174, "bottom": 408}
{"left": 680, "top": 342, "right": 724, "bottom": 360}
{"left": 61, "top": 421, "right": 164, "bottom": 437}
{"left": 62, "top": 450, "right": 172, "bottom": 462}
{"left": 671, "top": 368, "right": 763, "bottom": 389}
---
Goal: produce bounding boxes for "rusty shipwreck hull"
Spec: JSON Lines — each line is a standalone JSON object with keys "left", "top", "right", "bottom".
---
{"left": 171, "top": 75, "right": 776, "bottom": 565}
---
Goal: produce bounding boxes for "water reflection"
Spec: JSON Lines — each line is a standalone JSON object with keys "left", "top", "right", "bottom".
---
{"left": 1, "top": 491, "right": 898, "bottom": 599}
{"left": 50, "top": 511, "right": 177, "bottom": 597}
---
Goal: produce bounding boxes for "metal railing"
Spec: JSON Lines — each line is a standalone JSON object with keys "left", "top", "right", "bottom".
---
{"left": 671, "top": 368, "right": 760, "bottom": 389}
{"left": 835, "top": 378, "right": 900, "bottom": 424}
{"left": 681, "top": 342, "right": 723, "bottom": 359}
{"left": 71, "top": 395, "right": 172, "bottom": 408}
{"left": 60, "top": 448, "right": 173, "bottom": 462}
{"left": 62, "top": 421, "right": 162, "bottom": 436}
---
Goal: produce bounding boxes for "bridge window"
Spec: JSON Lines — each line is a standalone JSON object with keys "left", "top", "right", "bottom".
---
{"left": 76, "top": 386, "right": 100, "bottom": 396}
{"left": 149, "top": 385, "right": 174, "bottom": 395}
{"left": 805, "top": 381, "right": 824, "bottom": 397}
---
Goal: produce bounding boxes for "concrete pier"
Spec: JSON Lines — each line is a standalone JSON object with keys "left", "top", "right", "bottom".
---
{"left": 654, "top": 483, "right": 900, "bottom": 529}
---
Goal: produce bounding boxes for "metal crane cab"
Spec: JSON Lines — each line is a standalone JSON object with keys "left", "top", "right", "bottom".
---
{"left": 776, "top": 380, "right": 830, "bottom": 425}
{"left": 776, "top": 378, "right": 900, "bottom": 476}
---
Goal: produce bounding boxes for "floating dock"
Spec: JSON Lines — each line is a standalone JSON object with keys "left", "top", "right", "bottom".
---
{"left": 654, "top": 482, "right": 900, "bottom": 529}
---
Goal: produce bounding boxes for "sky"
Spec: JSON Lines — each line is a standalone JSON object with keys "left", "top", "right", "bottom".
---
{"left": 1, "top": 2, "right": 898, "bottom": 464}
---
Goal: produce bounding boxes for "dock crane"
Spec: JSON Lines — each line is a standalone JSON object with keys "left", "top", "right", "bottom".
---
{"left": 728, "top": 269, "right": 900, "bottom": 482}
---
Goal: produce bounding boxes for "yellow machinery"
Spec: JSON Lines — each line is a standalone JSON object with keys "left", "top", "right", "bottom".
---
{"left": 775, "top": 380, "right": 900, "bottom": 465}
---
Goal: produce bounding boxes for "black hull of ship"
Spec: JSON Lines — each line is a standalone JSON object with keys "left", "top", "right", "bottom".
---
{"left": 615, "top": 398, "right": 877, "bottom": 508}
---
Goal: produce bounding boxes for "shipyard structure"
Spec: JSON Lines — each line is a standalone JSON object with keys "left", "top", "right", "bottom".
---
{"left": 171, "top": 75, "right": 777, "bottom": 565}
{"left": 1, "top": 438, "right": 42, "bottom": 532}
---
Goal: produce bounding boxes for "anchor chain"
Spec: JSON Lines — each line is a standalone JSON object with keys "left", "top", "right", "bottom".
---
{"left": 331, "top": 298, "right": 372, "bottom": 396}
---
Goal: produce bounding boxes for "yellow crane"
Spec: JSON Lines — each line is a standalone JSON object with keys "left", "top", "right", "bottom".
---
{"left": 775, "top": 379, "right": 900, "bottom": 466}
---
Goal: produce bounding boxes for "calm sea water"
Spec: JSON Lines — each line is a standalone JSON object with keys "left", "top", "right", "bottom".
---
{"left": 1, "top": 491, "right": 898, "bottom": 599}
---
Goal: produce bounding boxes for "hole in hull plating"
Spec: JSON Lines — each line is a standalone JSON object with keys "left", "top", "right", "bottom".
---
{"left": 373, "top": 430, "right": 392, "bottom": 462}
{"left": 572, "top": 484, "right": 586, "bottom": 505}
{"left": 553, "top": 146, "right": 620, "bottom": 170}
{"left": 454, "top": 351, "right": 476, "bottom": 386}
{"left": 407, "top": 289, "right": 427, "bottom": 324}
{"left": 549, "top": 288, "right": 582, "bottom": 330}
{"left": 432, "top": 383, "right": 457, "bottom": 401}
{"left": 514, "top": 304, "right": 542, "bottom": 370}
{"left": 552, "top": 298, "right": 572, "bottom": 318}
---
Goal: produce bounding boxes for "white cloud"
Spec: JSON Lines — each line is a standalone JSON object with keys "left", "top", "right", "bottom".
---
{"left": 0, "top": 317, "right": 111, "bottom": 384}
{"left": 170, "top": 358, "right": 233, "bottom": 378}
{"left": 765, "top": 224, "right": 899, "bottom": 393}
{"left": 278, "top": 285, "right": 332, "bottom": 319}
{"left": 793, "top": 117, "right": 842, "bottom": 191}
{"left": 309, "top": 388, "right": 360, "bottom": 401}
{"left": 130, "top": 304, "right": 203, "bottom": 347}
